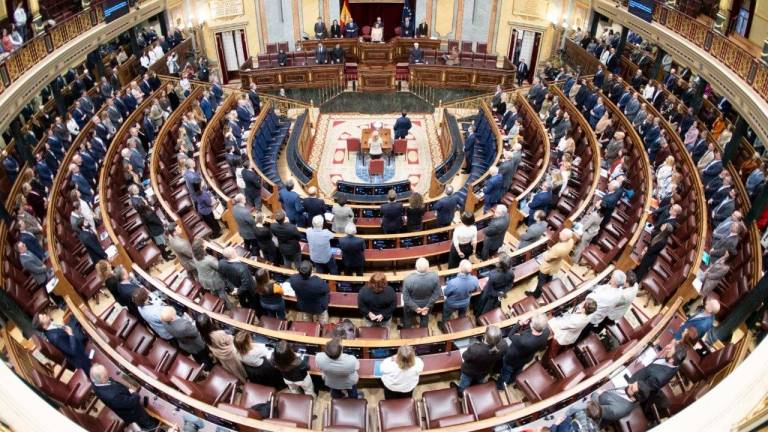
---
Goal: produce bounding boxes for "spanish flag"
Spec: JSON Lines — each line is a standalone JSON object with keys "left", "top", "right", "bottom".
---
{"left": 340, "top": 0, "right": 353, "bottom": 27}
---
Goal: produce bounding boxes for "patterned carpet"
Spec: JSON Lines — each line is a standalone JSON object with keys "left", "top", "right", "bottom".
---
{"left": 311, "top": 114, "right": 441, "bottom": 196}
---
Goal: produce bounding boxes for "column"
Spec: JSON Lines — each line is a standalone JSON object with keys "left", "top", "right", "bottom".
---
{"left": 762, "top": 38, "right": 768, "bottom": 63}
{"left": 158, "top": 11, "right": 169, "bottom": 38}
{"left": 87, "top": 49, "right": 105, "bottom": 79}
{"left": 28, "top": 0, "right": 43, "bottom": 35}
{"left": 713, "top": 0, "right": 733, "bottom": 34}
{"left": 615, "top": 26, "right": 629, "bottom": 62}
{"left": 722, "top": 116, "right": 747, "bottom": 165}
{"left": 587, "top": 11, "right": 599, "bottom": 37}
{"left": 127, "top": 28, "right": 140, "bottom": 58}
{"left": 650, "top": 47, "right": 666, "bottom": 81}
{"left": 559, "top": 0, "right": 576, "bottom": 51}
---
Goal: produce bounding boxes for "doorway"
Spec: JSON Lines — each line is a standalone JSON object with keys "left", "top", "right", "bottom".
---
{"left": 215, "top": 29, "right": 248, "bottom": 84}
{"left": 508, "top": 29, "right": 542, "bottom": 84}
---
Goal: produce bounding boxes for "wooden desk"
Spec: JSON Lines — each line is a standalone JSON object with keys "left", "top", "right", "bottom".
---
{"left": 358, "top": 64, "right": 396, "bottom": 92}
{"left": 361, "top": 127, "right": 392, "bottom": 153}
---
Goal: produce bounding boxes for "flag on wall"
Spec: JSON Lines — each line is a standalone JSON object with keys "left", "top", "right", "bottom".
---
{"left": 401, "top": 0, "right": 414, "bottom": 33}
{"left": 340, "top": 0, "right": 353, "bottom": 27}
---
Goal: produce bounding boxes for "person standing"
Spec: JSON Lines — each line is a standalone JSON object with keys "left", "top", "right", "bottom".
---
{"left": 434, "top": 186, "right": 460, "bottom": 226}
{"left": 331, "top": 195, "right": 354, "bottom": 233}
{"left": 160, "top": 307, "right": 213, "bottom": 368}
{"left": 306, "top": 214, "right": 338, "bottom": 275}
{"left": 402, "top": 258, "right": 440, "bottom": 328}
{"left": 233, "top": 193, "right": 259, "bottom": 257}
{"left": 441, "top": 260, "right": 479, "bottom": 327}
{"left": 191, "top": 239, "right": 231, "bottom": 309}
{"left": 314, "top": 17, "right": 327, "bottom": 38}
{"left": 448, "top": 212, "right": 477, "bottom": 268}
{"left": 254, "top": 268, "right": 286, "bottom": 320}
{"left": 166, "top": 225, "right": 196, "bottom": 279}
{"left": 13, "top": 2, "right": 26, "bottom": 42}
{"left": 195, "top": 314, "right": 247, "bottom": 382}
{"left": 380, "top": 345, "right": 424, "bottom": 399}
{"left": 90, "top": 364, "right": 160, "bottom": 432}
{"left": 271, "top": 210, "right": 303, "bottom": 269}
{"left": 234, "top": 331, "right": 284, "bottom": 388}
{"left": 453, "top": 326, "right": 506, "bottom": 395}
{"left": 526, "top": 229, "right": 574, "bottom": 298}
{"left": 289, "top": 260, "right": 330, "bottom": 324}
{"left": 316, "top": 337, "right": 360, "bottom": 398}
{"left": 405, "top": 192, "right": 425, "bottom": 232}
{"left": 381, "top": 189, "right": 404, "bottom": 233}
{"left": 218, "top": 246, "right": 259, "bottom": 311}
{"left": 33, "top": 313, "right": 91, "bottom": 373}
{"left": 481, "top": 205, "right": 510, "bottom": 259}
{"left": 393, "top": 112, "right": 412, "bottom": 139}
{"left": 358, "top": 272, "right": 396, "bottom": 327}
{"left": 272, "top": 340, "right": 314, "bottom": 396}
{"left": 339, "top": 223, "right": 365, "bottom": 276}
{"left": 498, "top": 314, "right": 550, "bottom": 389}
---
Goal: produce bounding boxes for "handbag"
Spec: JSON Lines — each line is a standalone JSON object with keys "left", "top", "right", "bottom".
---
{"left": 212, "top": 199, "right": 225, "bottom": 220}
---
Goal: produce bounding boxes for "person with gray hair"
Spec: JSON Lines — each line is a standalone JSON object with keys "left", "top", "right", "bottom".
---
{"left": 481, "top": 204, "right": 510, "bottom": 259}
{"left": 498, "top": 313, "right": 550, "bottom": 389}
{"left": 232, "top": 193, "right": 259, "bottom": 257}
{"left": 339, "top": 223, "right": 365, "bottom": 276}
{"left": 90, "top": 363, "right": 160, "bottom": 432}
{"left": 306, "top": 214, "right": 338, "bottom": 274}
{"left": 434, "top": 185, "right": 461, "bottom": 227}
{"left": 402, "top": 258, "right": 440, "bottom": 328}
{"left": 585, "top": 269, "right": 627, "bottom": 336}
{"left": 453, "top": 325, "right": 506, "bottom": 394}
{"left": 441, "top": 260, "right": 479, "bottom": 327}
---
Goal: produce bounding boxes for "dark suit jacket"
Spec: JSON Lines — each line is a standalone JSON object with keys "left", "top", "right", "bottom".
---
{"left": 628, "top": 362, "right": 677, "bottom": 392}
{"left": 601, "top": 188, "right": 623, "bottom": 213}
{"left": 595, "top": 391, "right": 636, "bottom": 422}
{"left": 92, "top": 380, "right": 152, "bottom": 424}
{"left": 529, "top": 190, "right": 553, "bottom": 213}
{"left": 288, "top": 274, "right": 329, "bottom": 314}
{"left": 233, "top": 204, "right": 257, "bottom": 240}
{"left": 434, "top": 194, "right": 460, "bottom": 226}
{"left": 394, "top": 116, "right": 412, "bottom": 137}
{"left": 44, "top": 326, "right": 91, "bottom": 371}
{"left": 381, "top": 202, "right": 404, "bottom": 232}
{"left": 218, "top": 259, "right": 255, "bottom": 294}
{"left": 303, "top": 197, "right": 326, "bottom": 223}
{"left": 77, "top": 228, "right": 108, "bottom": 263}
{"left": 339, "top": 235, "right": 366, "bottom": 268}
{"left": 484, "top": 215, "right": 510, "bottom": 252}
{"left": 270, "top": 221, "right": 302, "bottom": 256}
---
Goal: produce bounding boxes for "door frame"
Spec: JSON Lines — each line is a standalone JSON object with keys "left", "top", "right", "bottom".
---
{"left": 506, "top": 23, "right": 548, "bottom": 81}
{"left": 211, "top": 25, "right": 249, "bottom": 84}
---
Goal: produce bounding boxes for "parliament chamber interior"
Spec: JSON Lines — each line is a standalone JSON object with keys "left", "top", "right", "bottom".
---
{"left": 2, "top": 0, "right": 768, "bottom": 430}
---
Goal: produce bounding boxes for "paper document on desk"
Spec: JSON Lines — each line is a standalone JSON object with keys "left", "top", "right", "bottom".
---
{"left": 281, "top": 282, "right": 295, "bottom": 297}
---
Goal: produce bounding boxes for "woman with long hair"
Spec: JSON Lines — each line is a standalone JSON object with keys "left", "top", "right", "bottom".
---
{"left": 96, "top": 260, "right": 121, "bottom": 301}
{"left": 233, "top": 330, "right": 285, "bottom": 389}
{"left": 254, "top": 268, "right": 286, "bottom": 319}
{"left": 271, "top": 340, "right": 314, "bottom": 396}
{"left": 195, "top": 314, "right": 247, "bottom": 382}
{"left": 380, "top": 345, "right": 424, "bottom": 399}
{"left": 405, "top": 192, "right": 425, "bottom": 232}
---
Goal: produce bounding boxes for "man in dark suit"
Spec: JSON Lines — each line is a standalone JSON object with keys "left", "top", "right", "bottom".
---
{"left": 381, "top": 189, "right": 404, "bottom": 234}
{"left": 17, "top": 218, "right": 45, "bottom": 260}
{"left": 314, "top": 17, "right": 327, "bottom": 38}
{"left": 75, "top": 219, "right": 108, "bottom": 264}
{"left": 279, "top": 179, "right": 304, "bottom": 225}
{"left": 593, "top": 66, "right": 605, "bottom": 88}
{"left": 271, "top": 210, "right": 303, "bottom": 269}
{"left": 331, "top": 43, "right": 345, "bottom": 64}
{"left": 90, "top": 364, "right": 159, "bottom": 431}
{"left": 516, "top": 61, "right": 528, "bottom": 86}
{"left": 499, "top": 314, "right": 550, "bottom": 388}
{"left": 483, "top": 166, "right": 504, "bottom": 213}
{"left": 409, "top": 42, "right": 424, "bottom": 64}
{"left": 710, "top": 220, "right": 741, "bottom": 261}
{"left": 480, "top": 205, "right": 510, "bottom": 259}
{"left": 339, "top": 224, "right": 365, "bottom": 276}
{"left": 344, "top": 18, "right": 359, "bottom": 38}
{"left": 700, "top": 149, "right": 723, "bottom": 187}
{"left": 218, "top": 246, "right": 259, "bottom": 311}
{"left": 593, "top": 381, "right": 651, "bottom": 422}
{"left": 160, "top": 307, "right": 213, "bottom": 368}
{"left": 199, "top": 91, "right": 213, "bottom": 121}
{"left": 70, "top": 163, "right": 94, "bottom": 203}
{"left": 232, "top": 194, "right": 259, "bottom": 257}
{"left": 628, "top": 343, "right": 686, "bottom": 392}
{"left": 599, "top": 179, "right": 624, "bottom": 227}
{"left": 434, "top": 186, "right": 460, "bottom": 227}
{"left": 527, "top": 183, "right": 553, "bottom": 225}
{"left": 289, "top": 260, "right": 330, "bottom": 323}
{"left": 394, "top": 112, "right": 412, "bottom": 139}
{"left": 462, "top": 125, "right": 477, "bottom": 174}
{"left": 498, "top": 150, "right": 518, "bottom": 192}
{"left": 302, "top": 187, "right": 326, "bottom": 227}
{"left": 34, "top": 313, "right": 92, "bottom": 373}
{"left": 242, "top": 161, "right": 262, "bottom": 209}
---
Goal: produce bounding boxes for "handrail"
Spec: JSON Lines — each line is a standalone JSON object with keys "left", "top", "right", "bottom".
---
{"left": 198, "top": 92, "right": 238, "bottom": 202}
{"left": 514, "top": 91, "right": 552, "bottom": 200}
{"left": 64, "top": 291, "right": 680, "bottom": 432}
{"left": 149, "top": 86, "right": 205, "bottom": 222}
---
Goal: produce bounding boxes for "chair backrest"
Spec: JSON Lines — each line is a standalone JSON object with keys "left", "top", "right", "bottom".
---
{"left": 266, "top": 43, "right": 278, "bottom": 54}
{"left": 369, "top": 159, "right": 384, "bottom": 176}
{"left": 378, "top": 398, "right": 419, "bottom": 431}
{"left": 445, "top": 317, "right": 474, "bottom": 333}
{"left": 448, "top": 40, "right": 459, "bottom": 51}
{"left": 359, "top": 326, "right": 390, "bottom": 339}
{"left": 479, "top": 308, "right": 507, "bottom": 326}
{"left": 476, "top": 42, "right": 488, "bottom": 54}
{"left": 123, "top": 325, "right": 155, "bottom": 355}
{"left": 347, "top": 137, "right": 362, "bottom": 152}
{"left": 617, "top": 406, "right": 649, "bottom": 432}
{"left": 145, "top": 338, "right": 177, "bottom": 372}
{"left": 399, "top": 327, "right": 430, "bottom": 338}
{"left": 461, "top": 41, "right": 473, "bottom": 52}
{"left": 362, "top": 26, "right": 372, "bottom": 36}
{"left": 276, "top": 393, "right": 314, "bottom": 428}
{"left": 203, "top": 366, "right": 239, "bottom": 406}
{"left": 548, "top": 349, "right": 585, "bottom": 380}
{"left": 394, "top": 26, "right": 402, "bottom": 36}
{"left": 464, "top": 382, "right": 504, "bottom": 420}
{"left": 200, "top": 292, "right": 224, "bottom": 313}
{"left": 168, "top": 354, "right": 204, "bottom": 381}
{"left": 329, "top": 398, "right": 368, "bottom": 430}
{"left": 277, "top": 42, "right": 289, "bottom": 53}
{"left": 239, "top": 382, "right": 275, "bottom": 408}
{"left": 514, "top": 362, "right": 555, "bottom": 402}
{"left": 393, "top": 139, "right": 408, "bottom": 154}
{"left": 289, "top": 321, "right": 322, "bottom": 337}
{"left": 422, "top": 388, "right": 464, "bottom": 428}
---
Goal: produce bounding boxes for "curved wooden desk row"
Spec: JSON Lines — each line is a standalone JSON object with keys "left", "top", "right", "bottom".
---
{"left": 64, "top": 291, "right": 682, "bottom": 432}
{"left": 616, "top": 54, "right": 762, "bottom": 305}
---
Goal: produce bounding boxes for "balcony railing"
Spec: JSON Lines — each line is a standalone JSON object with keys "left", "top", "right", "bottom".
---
{"left": 0, "top": 4, "right": 104, "bottom": 95}
{"left": 647, "top": 1, "right": 768, "bottom": 103}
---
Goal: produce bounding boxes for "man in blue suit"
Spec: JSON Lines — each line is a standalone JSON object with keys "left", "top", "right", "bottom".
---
{"left": 72, "top": 101, "right": 86, "bottom": 128}
{"left": 344, "top": 18, "right": 359, "bottom": 38}
{"left": 236, "top": 100, "right": 252, "bottom": 131}
{"left": 674, "top": 299, "right": 719, "bottom": 343}
{"left": 279, "top": 179, "right": 303, "bottom": 224}
{"left": 483, "top": 166, "right": 504, "bottom": 213}
{"left": 142, "top": 110, "right": 156, "bottom": 143}
{"left": 600, "top": 179, "right": 624, "bottom": 227}
{"left": 248, "top": 83, "right": 261, "bottom": 113}
{"left": 34, "top": 312, "right": 92, "bottom": 373}
{"left": 211, "top": 76, "right": 224, "bottom": 105}
{"left": 70, "top": 163, "right": 94, "bottom": 203}
{"left": 139, "top": 74, "right": 152, "bottom": 96}
{"left": 689, "top": 131, "right": 709, "bottom": 163}
{"left": 394, "top": 112, "right": 412, "bottom": 139}
{"left": 46, "top": 131, "right": 64, "bottom": 159}
{"left": 700, "top": 149, "right": 723, "bottom": 187}
{"left": 339, "top": 224, "right": 366, "bottom": 276}
{"left": 434, "top": 186, "right": 461, "bottom": 227}
{"left": 35, "top": 155, "right": 54, "bottom": 188}
{"left": 227, "top": 111, "right": 243, "bottom": 145}
{"left": 588, "top": 97, "right": 605, "bottom": 129}
{"left": 463, "top": 126, "right": 477, "bottom": 174}
{"left": 200, "top": 91, "right": 214, "bottom": 121}
{"left": 527, "top": 183, "right": 553, "bottom": 225}
{"left": 18, "top": 219, "right": 46, "bottom": 260}
{"left": 501, "top": 106, "right": 518, "bottom": 133}
{"left": 76, "top": 151, "right": 98, "bottom": 186}
{"left": 593, "top": 65, "right": 605, "bottom": 88}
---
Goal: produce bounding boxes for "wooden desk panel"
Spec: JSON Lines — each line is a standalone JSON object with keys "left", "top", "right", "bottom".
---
{"left": 359, "top": 44, "right": 394, "bottom": 64}
{"left": 410, "top": 64, "right": 514, "bottom": 91}
{"left": 241, "top": 64, "right": 344, "bottom": 90}
{"left": 358, "top": 65, "right": 396, "bottom": 92}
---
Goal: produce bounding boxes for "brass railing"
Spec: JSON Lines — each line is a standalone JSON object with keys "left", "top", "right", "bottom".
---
{"left": 640, "top": 1, "right": 768, "bottom": 104}
{"left": 0, "top": 5, "right": 104, "bottom": 93}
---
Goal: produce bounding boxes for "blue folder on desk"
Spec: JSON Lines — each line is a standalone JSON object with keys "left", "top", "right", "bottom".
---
{"left": 373, "top": 360, "right": 383, "bottom": 377}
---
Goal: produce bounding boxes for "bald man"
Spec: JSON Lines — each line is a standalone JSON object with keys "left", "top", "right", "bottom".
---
{"left": 90, "top": 363, "right": 159, "bottom": 431}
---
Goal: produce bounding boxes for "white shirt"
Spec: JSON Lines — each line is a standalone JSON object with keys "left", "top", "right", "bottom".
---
{"left": 452, "top": 224, "right": 477, "bottom": 248}
{"left": 587, "top": 284, "right": 624, "bottom": 325}
{"left": 180, "top": 78, "right": 191, "bottom": 92}
{"left": 240, "top": 343, "right": 270, "bottom": 367}
{"left": 368, "top": 136, "right": 383, "bottom": 155}
{"left": 642, "top": 85, "right": 656, "bottom": 100}
{"left": 148, "top": 50, "right": 158, "bottom": 64}
{"left": 140, "top": 55, "right": 150, "bottom": 68}
{"left": 66, "top": 118, "right": 80, "bottom": 136}
{"left": 612, "top": 284, "right": 639, "bottom": 321}
{"left": 380, "top": 356, "right": 424, "bottom": 392}
{"left": 153, "top": 45, "right": 165, "bottom": 60}
{"left": 549, "top": 313, "right": 590, "bottom": 345}
{"left": 14, "top": 7, "right": 26, "bottom": 25}
{"left": 79, "top": 198, "right": 96, "bottom": 228}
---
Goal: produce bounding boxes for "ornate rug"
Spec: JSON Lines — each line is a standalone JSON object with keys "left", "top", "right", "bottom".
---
{"left": 311, "top": 114, "right": 441, "bottom": 196}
